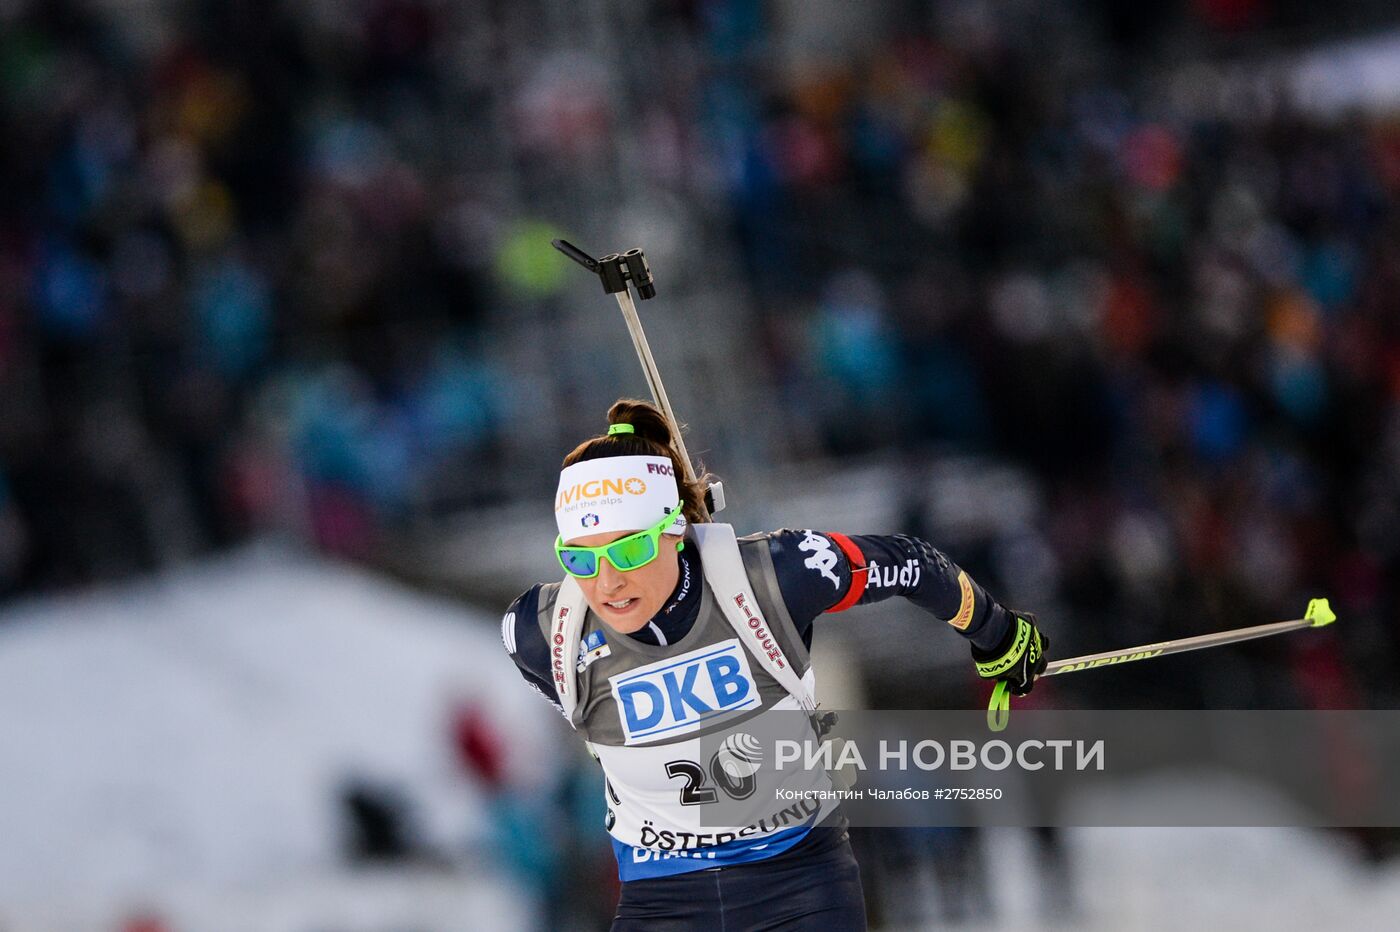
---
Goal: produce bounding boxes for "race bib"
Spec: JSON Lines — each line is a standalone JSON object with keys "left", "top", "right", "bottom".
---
{"left": 609, "top": 640, "right": 759, "bottom": 745}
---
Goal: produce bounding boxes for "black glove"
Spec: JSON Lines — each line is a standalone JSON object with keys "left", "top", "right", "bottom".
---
{"left": 972, "top": 611, "right": 1049, "bottom": 696}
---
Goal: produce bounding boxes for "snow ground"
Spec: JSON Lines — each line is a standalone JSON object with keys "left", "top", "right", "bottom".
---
{"left": 0, "top": 545, "right": 554, "bottom": 930}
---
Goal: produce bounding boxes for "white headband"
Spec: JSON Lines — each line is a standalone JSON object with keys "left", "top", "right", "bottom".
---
{"left": 554, "top": 455, "right": 686, "bottom": 542}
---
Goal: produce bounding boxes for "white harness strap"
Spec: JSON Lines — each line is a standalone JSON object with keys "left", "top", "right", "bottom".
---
{"left": 689, "top": 524, "right": 817, "bottom": 713}
{"left": 551, "top": 575, "right": 590, "bottom": 722}
{"left": 549, "top": 525, "right": 817, "bottom": 727}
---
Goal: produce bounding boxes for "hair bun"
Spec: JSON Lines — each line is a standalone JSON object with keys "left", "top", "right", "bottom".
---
{"left": 607, "top": 399, "right": 673, "bottom": 446}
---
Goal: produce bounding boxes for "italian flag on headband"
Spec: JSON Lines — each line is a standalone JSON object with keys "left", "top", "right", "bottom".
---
{"left": 554, "top": 455, "right": 686, "bottom": 542}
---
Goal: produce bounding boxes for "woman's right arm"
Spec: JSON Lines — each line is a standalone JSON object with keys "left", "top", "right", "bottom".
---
{"left": 501, "top": 584, "right": 566, "bottom": 715}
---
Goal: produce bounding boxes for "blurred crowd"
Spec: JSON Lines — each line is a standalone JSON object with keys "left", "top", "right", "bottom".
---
{"left": 0, "top": 0, "right": 1397, "bottom": 708}
{"left": 723, "top": 8, "right": 1400, "bottom": 707}
{"left": 0, "top": 0, "right": 515, "bottom": 588}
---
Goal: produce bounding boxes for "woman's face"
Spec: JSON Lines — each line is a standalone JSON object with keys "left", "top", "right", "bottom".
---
{"left": 569, "top": 530, "right": 683, "bottom": 633}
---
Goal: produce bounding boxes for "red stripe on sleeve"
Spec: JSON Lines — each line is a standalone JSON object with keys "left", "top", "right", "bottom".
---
{"left": 825, "top": 532, "right": 868, "bottom": 613}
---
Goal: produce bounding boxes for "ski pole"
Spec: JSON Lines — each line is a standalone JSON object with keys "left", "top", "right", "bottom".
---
{"left": 988, "top": 597, "right": 1337, "bottom": 730}
{"left": 552, "top": 239, "right": 723, "bottom": 519}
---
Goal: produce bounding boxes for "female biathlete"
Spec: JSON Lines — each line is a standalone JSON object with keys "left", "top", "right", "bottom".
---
{"left": 503, "top": 399, "right": 1049, "bottom": 930}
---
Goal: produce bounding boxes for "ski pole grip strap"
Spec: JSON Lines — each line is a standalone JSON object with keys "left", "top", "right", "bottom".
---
{"left": 825, "top": 533, "right": 868, "bottom": 614}
{"left": 987, "top": 680, "right": 1011, "bottom": 732}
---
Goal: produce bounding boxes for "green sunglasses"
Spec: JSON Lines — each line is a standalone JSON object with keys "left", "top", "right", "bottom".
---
{"left": 555, "top": 503, "right": 684, "bottom": 578}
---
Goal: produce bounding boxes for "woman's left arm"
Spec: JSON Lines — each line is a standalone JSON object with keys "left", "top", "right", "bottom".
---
{"left": 767, "top": 529, "right": 1049, "bottom": 695}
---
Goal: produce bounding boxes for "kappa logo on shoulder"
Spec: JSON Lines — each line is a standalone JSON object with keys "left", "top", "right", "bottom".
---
{"left": 609, "top": 640, "right": 759, "bottom": 745}
{"left": 798, "top": 531, "right": 841, "bottom": 589}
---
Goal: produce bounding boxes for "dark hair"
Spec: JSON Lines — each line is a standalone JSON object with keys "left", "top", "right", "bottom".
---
{"left": 563, "top": 399, "right": 711, "bottom": 525}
